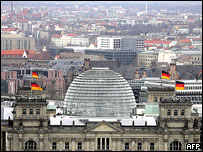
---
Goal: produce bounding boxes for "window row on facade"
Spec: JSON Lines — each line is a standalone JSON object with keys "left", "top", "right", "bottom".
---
{"left": 22, "top": 108, "right": 40, "bottom": 115}
{"left": 24, "top": 139, "right": 182, "bottom": 151}
{"left": 185, "top": 86, "right": 202, "bottom": 90}
{"left": 167, "top": 109, "right": 185, "bottom": 116}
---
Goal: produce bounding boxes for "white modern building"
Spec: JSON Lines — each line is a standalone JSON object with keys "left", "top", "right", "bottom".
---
{"left": 97, "top": 36, "right": 144, "bottom": 50}
{"left": 97, "top": 36, "right": 121, "bottom": 49}
{"left": 158, "top": 50, "right": 176, "bottom": 63}
{"left": 51, "top": 35, "right": 90, "bottom": 47}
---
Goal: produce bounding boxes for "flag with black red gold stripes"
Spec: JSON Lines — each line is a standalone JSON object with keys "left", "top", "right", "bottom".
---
{"left": 31, "top": 82, "right": 42, "bottom": 91}
{"left": 176, "top": 81, "right": 185, "bottom": 90}
{"left": 32, "top": 72, "right": 39, "bottom": 80}
{"left": 161, "top": 71, "right": 170, "bottom": 80}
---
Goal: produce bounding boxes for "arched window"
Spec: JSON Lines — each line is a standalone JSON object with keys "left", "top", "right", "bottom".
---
{"left": 170, "top": 141, "right": 181, "bottom": 151}
{"left": 25, "top": 140, "right": 37, "bottom": 150}
{"left": 167, "top": 110, "right": 171, "bottom": 116}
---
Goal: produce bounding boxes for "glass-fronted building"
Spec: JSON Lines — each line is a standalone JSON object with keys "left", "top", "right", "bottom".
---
{"left": 85, "top": 49, "right": 137, "bottom": 65}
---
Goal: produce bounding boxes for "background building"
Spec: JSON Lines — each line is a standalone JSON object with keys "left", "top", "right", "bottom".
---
{"left": 85, "top": 49, "right": 137, "bottom": 65}
{"left": 97, "top": 36, "right": 144, "bottom": 50}
{"left": 1, "top": 36, "right": 35, "bottom": 50}
{"left": 97, "top": 36, "right": 121, "bottom": 49}
{"left": 137, "top": 51, "right": 158, "bottom": 67}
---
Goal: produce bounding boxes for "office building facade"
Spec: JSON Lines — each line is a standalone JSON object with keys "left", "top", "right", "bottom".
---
{"left": 1, "top": 37, "right": 35, "bottom": 50}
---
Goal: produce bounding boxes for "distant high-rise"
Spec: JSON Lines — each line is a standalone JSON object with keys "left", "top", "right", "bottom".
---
{"left": 11, "top": 1, "right": 13, "bottom": 15}
{"left": 145, "top": 3, "right": 148, "bottom": 14}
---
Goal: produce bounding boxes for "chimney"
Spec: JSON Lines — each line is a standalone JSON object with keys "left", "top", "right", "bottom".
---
{"left": 169, "top": 59, "right": 179, "bottom": 80}
{"left": 134, "top": 70, "right": 140, "bottom": 80}
{"left": 82, "top": 58, "right": 91, "bottom": 72}
{"left": 145, "top": 121, "right": 147, "bottom": 126}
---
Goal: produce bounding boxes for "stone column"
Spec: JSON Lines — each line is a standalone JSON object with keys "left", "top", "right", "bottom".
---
{"left": 71, "top": 139, "right": 76, "bottom": 151}
{"left": 90, "top": 138, "right": 97, "bottom": 151}
{"left": 112, "top": 139, "right": 116, "bottom": 151}
{"left": 39, "top": 138, "right": 44, "bottom": 151}
{"left": 119, "top": 139, "right": 122, "bottom": 151}
{"left": 7, "top": 138, "right": 11, "bottom": 151}
{"left": 19, "top": 138, "right": 23, "bottom": 150}
{"left": 164, "top": 140, "right": 168, "bottom": 151}
{"left": 132, "top": 140, "right": 136, "bottom": 151}
{"left": 144, "top": 139, "right": 148, "bottom": 151}
{"left": 109, "top": 137, "right": 111, "bottom": 151}
{"left": 114, "top": 139, "right": 117, "bottom": 151}
{"left": 85, "top": 139, "right": 89, "bottom": 151}
{"left": 58, "top": 139, "right": 63, "bottom": 151}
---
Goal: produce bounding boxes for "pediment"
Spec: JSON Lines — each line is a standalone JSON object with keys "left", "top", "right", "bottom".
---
{"left": 92, "top": 124, "right": 116, "bottom": 132}
{"left": 84, "top": 121, "right": 123, "bottom": 133}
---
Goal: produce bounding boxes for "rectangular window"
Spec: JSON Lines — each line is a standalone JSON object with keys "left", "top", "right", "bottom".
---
{"left": 150, "top": 143, "right": 154, "bottom": 150}
{"left": 102, "top": 138, "right": 105, "bottom": 150}
{"left": 97, "top": 138, "right": 100, "bottom": 150}
{"left": 106, "top": 138, "right": 109, "bottom": 150}
{"left": 174, "top": 110, "right": 178, "bottom": 116}
{"left": 65, "top": 142, "right": 69, "bottom": 150}
{"left": 52, "top": 142, "right": 57, "bottom": 150}
{"left": 181, "top": 110, "right": 184, "bottom": 116}
{"left": 167, "top": 110, "right": 171, "bottom": 116}
{"left": 36, "top": 109, "right": 40, "bottom": 115}
{"left": 125, "top": 142, "right": 129, "bottom": 150}
{"left": 137, "top": 142, "right": 142, "bottom": 150}
{"left": 78, "top": 142, "right": 82, "bottom": 150}
{"left": 22, "top": 109, "right": 26, "bottom": 115}
{"left": 30, "top": 109, "right": 33, "bottom": 115}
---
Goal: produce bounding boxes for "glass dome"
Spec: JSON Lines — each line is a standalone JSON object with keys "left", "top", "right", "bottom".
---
{"left": 63, "top": 67, "right": 136, "bottom": 117}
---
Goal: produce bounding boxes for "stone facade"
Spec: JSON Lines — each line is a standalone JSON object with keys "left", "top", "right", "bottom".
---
{"left": 147, "top": 86, "right": 175, "bottom": 103}
{"left": 1, "top": 96, "right": 201, "bottom": 151}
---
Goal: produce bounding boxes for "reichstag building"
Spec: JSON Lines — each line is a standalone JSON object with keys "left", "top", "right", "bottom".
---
{"left": 1, "top": 68, "right": 201, "bottom": 151}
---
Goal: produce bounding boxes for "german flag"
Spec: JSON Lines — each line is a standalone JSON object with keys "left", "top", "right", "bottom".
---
{"left": 31, "top": 82, "right": 42, "bottom": 91}
{"left": 161, "top": 71, "right": 170, "bottom": 80}
{"left": 32, "top": 72, "right": 39, "bottom": 80}
{"left": 176, "top": 81, "right": 185, "bottom": 90}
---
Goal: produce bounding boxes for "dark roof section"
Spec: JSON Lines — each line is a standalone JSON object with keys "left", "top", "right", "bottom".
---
{"left": 177, "top": 65, "right": 202, "bottom": 80}
{"left": 90, "top": 60, "right": 121, "bottom": 72}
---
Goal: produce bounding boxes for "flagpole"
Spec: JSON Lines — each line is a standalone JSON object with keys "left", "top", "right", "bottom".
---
{"left": 31, "top": 77, "right": 33, "bottom": 96}
{"left": 161, "top": 70, "right": 163, "bottom": 87}
{"left": 175, "top": 80, "right": 176, "bottom": 93}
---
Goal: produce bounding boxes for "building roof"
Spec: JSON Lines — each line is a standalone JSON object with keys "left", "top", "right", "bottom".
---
{"left": 17, "top": 19, "right": 29, "bottom": 23}
{"left": 52, "top": 34, "right": 62, "bottom": 38}
{"left": 2, "top": 28, "right": 18, "bottom": 31}
{"left": 145, "top": 103, "right": 159, "bottom": 115}
{"left": 49, "top": 116, "right": 157, "bottom": 126}
{"left": 67, "top": 33, "right": 78, "bottom": 36}
{"left": 1, "top": 49, "right": 25, "bottom": 55}
{"left": 179, "top": 39, "right": 191, "bottom": 43}
{"left": 144, "top": 40, "right": 172, "bottom": 44}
